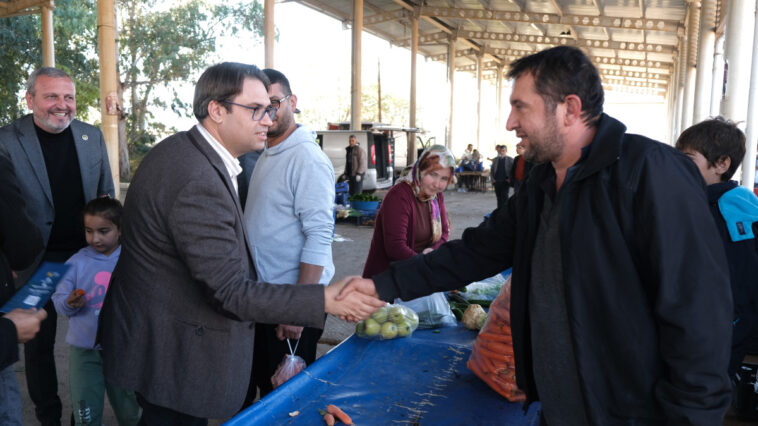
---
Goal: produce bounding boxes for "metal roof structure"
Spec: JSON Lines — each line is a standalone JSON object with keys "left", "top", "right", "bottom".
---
{"left": 296, "top": 0, "right": 722, "bottom": 97}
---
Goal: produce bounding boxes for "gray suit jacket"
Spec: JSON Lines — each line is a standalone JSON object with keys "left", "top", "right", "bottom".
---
{"left": 490, "top": 155, "right": 514, "bottom": 184}
{"left": 0, "top": 114, "right": 115, "bottom": 278}
{"left": 98, "top": 126, "right": 326, "bottom": 419}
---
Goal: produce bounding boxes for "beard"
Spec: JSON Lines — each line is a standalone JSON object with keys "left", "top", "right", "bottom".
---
{"left": 523, "top": 112, "right": 563, "bottom": 164}
{"left": 267, "top": 109, "right": 293, "bottom": 140}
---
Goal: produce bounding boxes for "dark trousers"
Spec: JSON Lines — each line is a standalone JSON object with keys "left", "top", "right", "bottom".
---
{"left": 730, "top": 319, "right": 758, "bottom": 378}
{"left": 136, "top": 393, "right": 207, "bottom": 426}
{"left": 25, "top": 299, "right": 61, "bottom": 426}
{"left": 348, "top": 174, "right": 364, "bottom": 195}
{"left": 242, "top": 321, "right": 325, "bottom": 408}
{"left": 26, "top": 248, "right": 75, "bottom": 426}
{"left": 494, "top": 181, "right": 511, "bottom": 210}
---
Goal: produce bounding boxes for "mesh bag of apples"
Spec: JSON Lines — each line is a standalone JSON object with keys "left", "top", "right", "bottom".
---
{"left": 354, "top": 303, "right": 420, "bottom": 340}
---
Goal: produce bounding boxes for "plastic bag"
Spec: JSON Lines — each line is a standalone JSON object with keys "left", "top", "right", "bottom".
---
{"left": 355, "top": 303, "right": 419, "bottom": 340}
{"left": 271, "top": 339, "right": 306, "bottom": 389}
{"left": 467, "top": 276, "right": 526, "bottom": 402}
{"left": 461, "top": 270, "right": 510, "bottom": 306}
{"left": 395, "top": 292, "right": 456, "bottom": 329}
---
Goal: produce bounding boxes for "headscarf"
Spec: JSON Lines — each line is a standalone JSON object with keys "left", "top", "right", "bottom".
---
{"left": 397, "top": 144, "right": 456, "bottom": 245}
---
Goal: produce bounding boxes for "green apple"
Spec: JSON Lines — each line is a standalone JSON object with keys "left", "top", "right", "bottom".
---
{"left": 381, "top": 321, "right": 398, "bottom": 339}
{"left": 355, "top": 321, "right": 366, "bottom": 337}
{"left": 396, "top": 320, "right": 413, "bottom": 337}
{"left": 407, "top": 310, "right": 419, "bottom": 329}
{"left": 371, "top": 306, "right": 389, "bottom": 323}
{"left": 364, "top": 318, "right": 381, "bottom": 336}
{"left": 388, "top": 306, "right": 406, "bottom": 324}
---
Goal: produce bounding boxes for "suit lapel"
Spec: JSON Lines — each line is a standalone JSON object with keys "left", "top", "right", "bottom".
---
{"left": 186, "top": 127, "right": 246, "bottom": 225}
{"left": 70, "top": 120, "right": 94, "bottom": 201}
{"left": 186, "top": 127, "right": 255, "bottom": 269}
{"left": 17, "top": 115, "right": 54, "bottom": 206}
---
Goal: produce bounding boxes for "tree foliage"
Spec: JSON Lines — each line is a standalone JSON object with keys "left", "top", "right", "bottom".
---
{"left": 0, "top": 0, "right": 100, "bottom": 125}
{"left": 118, "top": 0, "right": 266, "bottom": 178}
{"left": 0, "top": 0, "right": 266, "bottom": 179}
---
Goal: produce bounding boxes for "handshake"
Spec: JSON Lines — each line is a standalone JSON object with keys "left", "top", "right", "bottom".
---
{"left": 324, "top": 276, "right": 385, "bottom": 322}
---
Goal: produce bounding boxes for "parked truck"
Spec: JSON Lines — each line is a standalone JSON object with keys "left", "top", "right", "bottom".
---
{"left": 316, "top": 122, "right": 421, "bottom": 192}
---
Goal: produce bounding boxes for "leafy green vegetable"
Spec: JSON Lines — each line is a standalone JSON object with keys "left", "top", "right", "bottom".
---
{"left": 348, "top": 193, "right": 381, "bottom": 202}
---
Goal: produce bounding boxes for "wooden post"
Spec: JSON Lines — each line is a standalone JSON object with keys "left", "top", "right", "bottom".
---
{"left": 98, "top": 0, "right": 120, "bottom": 198}
{"left": 408, "top": 13, "right": 418, "bottom": 164}
{"left": 41, "top": 5, "right": 54, "bottom": 66}
{"left": 351, "top": 0, "right": 363, "bottom": 130}
{"left": 264, "top": 0, "right": 274, "bottom": 68}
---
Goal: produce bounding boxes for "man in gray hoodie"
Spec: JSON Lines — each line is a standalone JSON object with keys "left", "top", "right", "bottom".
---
{"left": 241, "top": 69, "right": 336, "bottom": 407}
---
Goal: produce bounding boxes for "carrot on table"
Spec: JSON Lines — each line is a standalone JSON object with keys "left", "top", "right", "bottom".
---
{"left": 326, "top": 404, "right": 353, "bottom": 425}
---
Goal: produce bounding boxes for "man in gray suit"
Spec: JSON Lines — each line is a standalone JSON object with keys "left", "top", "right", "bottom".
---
{"left": 0, "top": 67, "right": 115, "bottom": 426}
{"left": 98, "top": 62, "right": 384, "bottom": 425}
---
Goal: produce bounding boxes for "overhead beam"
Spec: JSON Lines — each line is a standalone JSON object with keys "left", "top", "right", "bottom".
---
{"left": 418, "top": 6, "right": 682, "bottom": 33}
{"left": 0, "top": 0, "right": 51, "bottom": 17}
{"left": 409, "top": 29, "right": 676, "bottom": 57}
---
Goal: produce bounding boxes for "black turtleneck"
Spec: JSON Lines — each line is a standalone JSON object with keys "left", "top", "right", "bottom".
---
{"left": 35, "top": 124, "right": 86, "bottom": 253}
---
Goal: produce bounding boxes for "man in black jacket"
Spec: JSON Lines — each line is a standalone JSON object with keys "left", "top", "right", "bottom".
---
{"left": 0, "top": 149, "right": 46, "bottom": 424}
{"left": 338, "top": 46, "right": 733, "bottom": 425}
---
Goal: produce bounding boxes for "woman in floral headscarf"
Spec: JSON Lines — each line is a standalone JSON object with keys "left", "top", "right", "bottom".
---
{"left": 362, "top": 145, "right": 456, "bottom": 279}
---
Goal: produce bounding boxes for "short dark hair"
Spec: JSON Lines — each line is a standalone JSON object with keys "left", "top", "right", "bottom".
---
{"left": 507, "top": 46, "right": 604, "bottom": 126}
{"left": 83, "top": 196, "right": 123, "bottom": 230}
{"left": 27, "top": 67, "right": 73, "bottom": 94}
{"left": 262, "top": 68, "right": 292, "bottom": 95}
{"left": 675, "top": 116, "right": 746, "bottom": 181}
{"left": 193, "top": 62, "right": 270, "bottom": 121}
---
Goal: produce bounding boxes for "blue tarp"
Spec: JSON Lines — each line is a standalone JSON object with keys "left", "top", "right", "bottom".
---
{"left": 227, "top": 324, "right": 541, "bottom": 425}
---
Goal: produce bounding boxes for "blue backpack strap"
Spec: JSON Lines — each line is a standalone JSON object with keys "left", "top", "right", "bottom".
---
{"left": 717, "top": 186, "right": 758, "bottom": 242}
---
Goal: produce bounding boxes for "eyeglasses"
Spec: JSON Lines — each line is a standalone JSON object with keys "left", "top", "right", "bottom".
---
{"left": 219, "top": 100, "right": 277, "bottom": 121}
{"left": 269, "top": 94, "right": 291, "bottom": 110}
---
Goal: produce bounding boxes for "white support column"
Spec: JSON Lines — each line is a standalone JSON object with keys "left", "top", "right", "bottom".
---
{"left": 693, "top": 0, "right": 716, "bottom": 123}
{"left": 41, "top": 5, "right": 54, "bottom": 67}
{"left": 446, "top": 36, "right": 455, "bottom": 150}
{"left": 264, "top": 0, "right": 274, "bottom": 69}
{"left": 476, "top": 53, "right": 483, "bottom": 150}
{"left": 720, "top": 0, "right": 755, "bottom": 126}
{"left": 351, "top": 0, "right": 363, "bottom": 131}
{"left": 742, "top": 4, "right": 758, "bottom": 189}
{"left": 408, "top": 14, "right": 418, "bottom": 164}
{"left": 710, "top": 36, "right": 725, "bottom": 116}
{"left": 496, "top": 64, "right": 504, "bottom": 138}
{"left": 681, "top": 3, "right": 700, "bottom": 130}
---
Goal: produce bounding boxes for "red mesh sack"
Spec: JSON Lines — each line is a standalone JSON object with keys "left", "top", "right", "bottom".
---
{"left": 467, "top": 277, "right": 526, "bottom": 402}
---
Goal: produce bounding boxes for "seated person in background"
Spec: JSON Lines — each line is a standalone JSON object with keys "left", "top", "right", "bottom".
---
{"left": 676, "top": 117, "right": 758, "bottom": 381}
{"left": 471, "top": 149, "right": 483, "bottom": 172}
{"left": 363, "top": 144, "right": 454, "bottom": 278}
{"left": 459, "top": 143, "right": 474, "bottom": 170}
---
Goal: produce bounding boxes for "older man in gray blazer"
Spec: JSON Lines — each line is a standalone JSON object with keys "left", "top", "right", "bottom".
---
{"left": 0, "top": 67, "right": 114, "bottom": 426}
{"left": 98, "top": 62, "right": 384, "bottom": 425}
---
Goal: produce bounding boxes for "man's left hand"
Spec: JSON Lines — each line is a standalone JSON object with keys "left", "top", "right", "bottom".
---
{"left": 276, "top": 324, "right": 303, "bottom": 340}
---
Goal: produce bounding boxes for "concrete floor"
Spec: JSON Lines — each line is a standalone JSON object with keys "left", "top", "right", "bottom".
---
{"left": 14, "top": 188, "right": 497, "bottom": 425}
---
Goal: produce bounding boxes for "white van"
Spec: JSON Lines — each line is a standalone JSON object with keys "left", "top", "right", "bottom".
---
{"left": 316, "top": 123, "right": 420, "bottom": 191}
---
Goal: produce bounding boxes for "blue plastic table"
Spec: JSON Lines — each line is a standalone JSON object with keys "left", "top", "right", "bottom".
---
{"left": 227, "top": 324, "right": 541, "bottom": 425}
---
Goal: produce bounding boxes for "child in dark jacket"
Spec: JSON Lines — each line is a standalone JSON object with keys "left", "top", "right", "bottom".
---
{"left": 676, "top": 117, "right": 758, "bottom": 380}
{"left": 52, "top": 197, "right": 139, "bottom": 425}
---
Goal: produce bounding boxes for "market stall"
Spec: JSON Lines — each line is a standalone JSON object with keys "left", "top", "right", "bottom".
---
{"left": 227, "top": 323, "right": 541, "bottom": 425}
